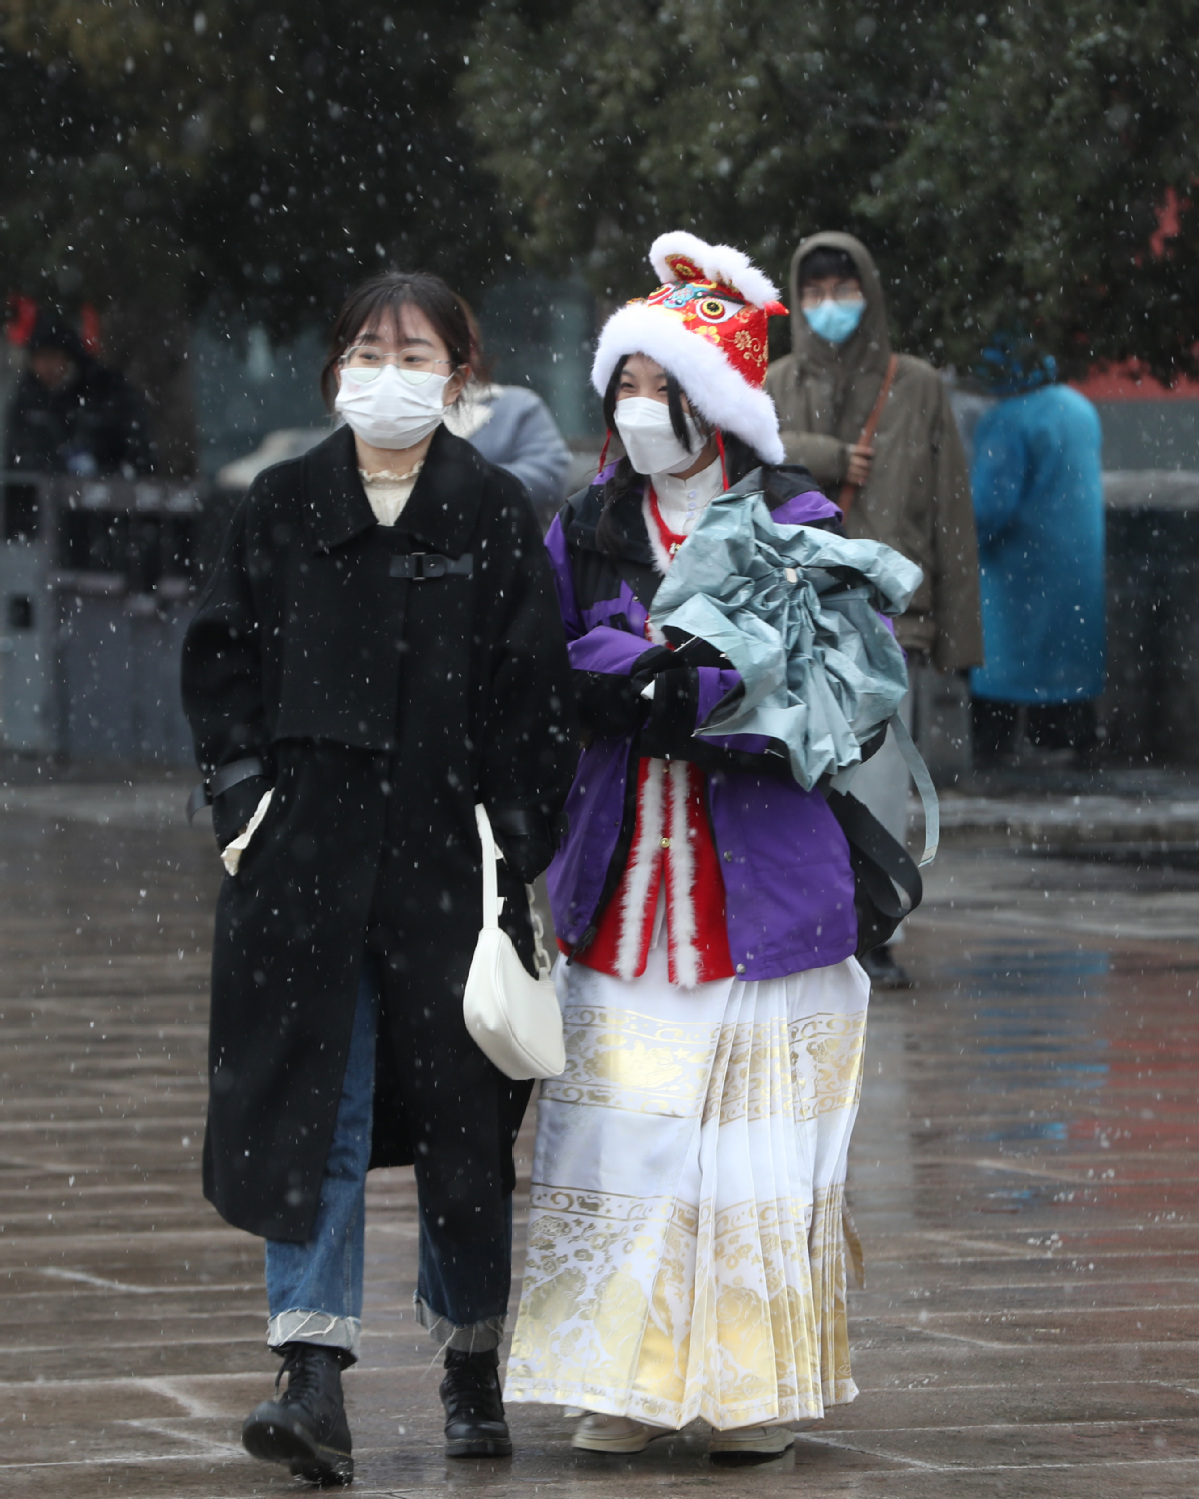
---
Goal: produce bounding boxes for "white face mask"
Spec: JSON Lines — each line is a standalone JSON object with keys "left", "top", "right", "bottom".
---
{"left": 614, "top": 396, "right": 703, "bottom": 476}
{"left": 334, "top": 364, "right": 451, "bottom": 449}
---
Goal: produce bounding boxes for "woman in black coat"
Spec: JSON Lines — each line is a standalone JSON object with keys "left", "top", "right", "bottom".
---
{"left": 181, "top": 271, "right": 576, "bottom": 1483}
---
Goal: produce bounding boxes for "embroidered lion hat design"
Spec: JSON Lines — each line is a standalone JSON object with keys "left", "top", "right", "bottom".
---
{"left": 591, "top": 231, "right": 789, "bottom": 464}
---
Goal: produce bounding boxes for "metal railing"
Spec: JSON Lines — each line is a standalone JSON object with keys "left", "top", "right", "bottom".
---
{"left": 0, "top": 473, "right": 219, "bottom": 763}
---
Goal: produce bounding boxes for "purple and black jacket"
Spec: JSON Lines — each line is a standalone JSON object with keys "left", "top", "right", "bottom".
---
{"left": 545, "top": 462, "right": 858, "bottom": 982}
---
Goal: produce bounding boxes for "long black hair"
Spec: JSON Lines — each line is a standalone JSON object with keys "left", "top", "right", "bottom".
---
{"left": 594, "top": 354, "right": 766, "bottom": 555}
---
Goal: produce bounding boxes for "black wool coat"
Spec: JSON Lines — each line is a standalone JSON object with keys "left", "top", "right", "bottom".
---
{"left": 181, "top": 424, "right": 576, "bottom": 1243}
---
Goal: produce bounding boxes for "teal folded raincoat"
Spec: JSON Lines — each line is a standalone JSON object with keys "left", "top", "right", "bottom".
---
{"left": 649, "top": 484, "right": 922, "bottom": 789}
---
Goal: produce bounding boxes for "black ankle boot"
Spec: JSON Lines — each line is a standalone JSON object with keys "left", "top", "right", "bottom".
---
{"left": 242, "top": 1343, "right": 353, "bottom": 1486}
{"left": 440, "top": 1347, "right": 512, "bottom": 1458}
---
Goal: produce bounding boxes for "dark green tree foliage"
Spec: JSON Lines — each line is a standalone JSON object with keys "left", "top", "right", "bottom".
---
{"left": 866, "top": 1, "right": 1199, "bottom": 381}
{"left": 463, "top": 0, "right": 1199, "bottom": 380}
{"left": 462, "top": 1, "right": 979, "bottom": 312}
{"left": 0, "top": 2, "right": 503, "bottom": 466}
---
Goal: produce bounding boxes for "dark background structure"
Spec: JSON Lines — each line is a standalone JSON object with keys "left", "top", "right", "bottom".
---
{"left": 2, "top": 0, "right": 1197, "bottom": 472}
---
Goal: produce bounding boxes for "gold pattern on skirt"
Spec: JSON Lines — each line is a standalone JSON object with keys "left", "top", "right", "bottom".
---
{"left": 506, "top": 949, "right": 869, "bottom": 1430}
{"left": 540, "top": 1007, "right": 717, "bottom": 1117}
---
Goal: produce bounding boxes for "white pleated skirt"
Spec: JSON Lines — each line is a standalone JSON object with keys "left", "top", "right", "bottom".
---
{"left": 505, "top": 944, "right": 870, "bottom": 1431}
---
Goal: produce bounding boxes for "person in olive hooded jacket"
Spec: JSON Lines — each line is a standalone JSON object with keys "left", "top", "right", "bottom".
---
{"left": 766, "top": 231, "right": 983, "bottom": 986}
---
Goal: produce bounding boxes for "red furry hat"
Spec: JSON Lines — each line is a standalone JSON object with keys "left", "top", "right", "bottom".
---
{"left": 591, "top": 231, "right": 788, "bottom": 464}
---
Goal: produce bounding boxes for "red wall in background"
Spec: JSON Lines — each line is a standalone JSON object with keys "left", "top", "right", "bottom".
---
{"left": 1069, "top": 191, "right": 1199, "bottom": 402}
{"left": 1072, "top": 365, "right": 1199, "bottom": 402}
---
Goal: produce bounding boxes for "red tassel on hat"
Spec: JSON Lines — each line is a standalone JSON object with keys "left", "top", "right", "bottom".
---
{"left": 714, "top": 428, "right": 729, "bottom": 491}
{"left": 595, "top": 429, "right": 612, "bottom": 476}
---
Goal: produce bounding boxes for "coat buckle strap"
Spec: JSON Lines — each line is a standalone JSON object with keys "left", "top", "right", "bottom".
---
{"left": 185, "top": 754, "right": 267, "bottom": 825}
{"left": 390, "top": 552, "right": 473, "bottom": 582}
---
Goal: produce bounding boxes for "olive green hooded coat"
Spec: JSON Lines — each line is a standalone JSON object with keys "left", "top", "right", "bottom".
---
{"left": 765, "top": 231, "right": 983, "bottom": 670}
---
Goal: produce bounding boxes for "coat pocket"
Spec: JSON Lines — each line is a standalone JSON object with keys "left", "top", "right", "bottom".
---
{"left": 221, "top": 787, "right": 276, "bottom": 877}
{"left": 231, "top": 764, "right": 298, "bottom": 879}
{"left": 212, "top": 773, "right": 273, "bottom": 852}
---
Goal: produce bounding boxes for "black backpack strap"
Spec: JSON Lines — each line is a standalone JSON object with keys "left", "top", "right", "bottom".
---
{"left": 825, "top": 787, "right": 923, "bottom": 921}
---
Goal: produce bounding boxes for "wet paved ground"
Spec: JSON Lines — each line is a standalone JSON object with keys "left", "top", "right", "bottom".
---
{"left": 3, "top": 784, "right": 1199, "bottom": 1496}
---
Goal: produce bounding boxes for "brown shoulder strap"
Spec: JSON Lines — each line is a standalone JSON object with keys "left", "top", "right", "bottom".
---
{"left": 836, "top": 353, "right": 899, "bottom": 518}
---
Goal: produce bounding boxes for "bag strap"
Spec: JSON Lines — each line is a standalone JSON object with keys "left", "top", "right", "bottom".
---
{"left": 825, "top": 708, "right": 940, "bottom": 866}
{"left": 824, "top": 787, "right": 922, "bottom": 916}
{"left": 475, "top": 803, "right": 503, "bottom": 931}
{"left": 887, "top": 712, "right": 939, "bottom": 867}
{"left": 474, "top": 803, "right": 553, "bottom": 978}
{"left": 836, "top": 353, "right": 899, "bottom": 518}
{"left": 526, "top": 887, "right": 553, "bottom": 980}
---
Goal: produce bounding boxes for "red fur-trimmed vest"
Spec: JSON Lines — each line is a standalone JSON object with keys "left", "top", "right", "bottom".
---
{"left": 574, "top": 486, "right": 735, "bottom": 988}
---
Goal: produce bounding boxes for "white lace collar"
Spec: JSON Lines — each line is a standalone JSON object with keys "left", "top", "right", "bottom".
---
{"left": 651, "top": 455, "right": 725, "bottom": 532}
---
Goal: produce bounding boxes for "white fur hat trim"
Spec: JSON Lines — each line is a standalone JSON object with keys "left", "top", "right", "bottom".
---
{"left": 648, "top": 230, "right": 781, "bottom": 308}
{"left": 591, "top": 301, "right": 785, "bottom": 465}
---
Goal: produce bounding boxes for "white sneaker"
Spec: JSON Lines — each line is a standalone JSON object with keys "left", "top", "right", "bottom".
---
{"left": 571, "top": 1413, "right": 671, "bottom": 1453}
{"left": 708, "top": 1424, "right": 797, "bottom": 1456}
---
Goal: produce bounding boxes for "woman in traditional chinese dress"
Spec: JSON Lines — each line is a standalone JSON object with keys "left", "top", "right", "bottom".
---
{"left": 504, "top": 234, "right": 871, "bottom": 1457}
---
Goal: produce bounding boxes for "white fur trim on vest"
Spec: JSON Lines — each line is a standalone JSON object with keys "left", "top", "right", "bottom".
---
{"left": 648, "top": 230, "right": 781, "bottom": 308}
{"left": 612, "top": 757, "right": 705, "bottom": 987}
{"left": 591, "top": 303, "right": 785, "bottom": 466}
{"left": 666, "top": 760, "right": 699, "bottom": 988}
{"left": 615, "top": 758, "right": 665, "bottom": 982}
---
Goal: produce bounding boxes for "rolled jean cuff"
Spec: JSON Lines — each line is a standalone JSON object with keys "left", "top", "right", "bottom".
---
{"left": 267, "top": 1309, "right": 361, "bottom": 1361}
{"left": 415, "top": 1295, "right": 505, "bottom": 1352}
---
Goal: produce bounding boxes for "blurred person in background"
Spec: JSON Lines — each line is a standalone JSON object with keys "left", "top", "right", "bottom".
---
{"left": 182, "top": 270, "right": 575, "bottom": 1483}
{"left": 766, "top": 231, "right": 983, "bottom": 989}
{"left": 6, "top": 312, "right": 154, "bottom": 477}
{"left": 444, "top": 299, "right": 572, "bottom": 523}
{"left": 969, "top": 333, "right": 1105, "bottom": 767}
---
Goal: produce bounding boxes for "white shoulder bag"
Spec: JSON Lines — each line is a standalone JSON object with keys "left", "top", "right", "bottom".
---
{"left": 463, "top": 804, "right": 566, "bottom": 1080}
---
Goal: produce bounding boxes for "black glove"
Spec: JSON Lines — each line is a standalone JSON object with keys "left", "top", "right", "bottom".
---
{"left": 575, "top": 644, "right": 724, "bottom": 743}
{"left": 575, "top": 669, "right": 652, "bottom": 738}
{"left": 656, "top": 631, "right": 732, "bottom": 670}
{"left": 638, "top": 667, "right": 700, "bottom": 761}
{"left": 489, "top": 806, "right": 561, "bottom": 882}
{"left": 493, "top": 833, "right": 555, "bottom": 883}
{"left": 858, "top": 723, "right": 888, "bottom": 765}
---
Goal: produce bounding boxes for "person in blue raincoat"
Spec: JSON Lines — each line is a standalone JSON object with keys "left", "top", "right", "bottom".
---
{"left": 969, "top": 335, "right": 1105, "bottom": 764}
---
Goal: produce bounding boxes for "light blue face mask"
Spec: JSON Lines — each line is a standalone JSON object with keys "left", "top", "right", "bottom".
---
{"left": 803, "top": 297, "right": 866, "bottom": 344}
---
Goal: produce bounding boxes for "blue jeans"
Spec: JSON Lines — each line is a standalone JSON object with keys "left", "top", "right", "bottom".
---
{"left": 264, "top": 960, "right": 513, "bottom": 1360}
